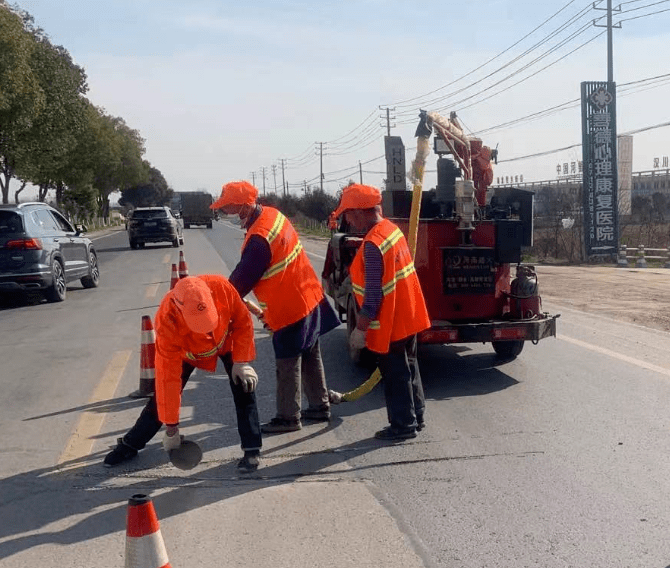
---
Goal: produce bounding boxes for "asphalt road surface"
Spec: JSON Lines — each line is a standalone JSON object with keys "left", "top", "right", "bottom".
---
{"left": 1, "top": 219, "right": 669, "bottom": 567}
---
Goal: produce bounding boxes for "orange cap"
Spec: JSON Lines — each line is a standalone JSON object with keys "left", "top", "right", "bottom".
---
{"left": 332, "top": 184, "right": 382, "bottom": 219}
{"left": 172, "top": 277, "right": 219, "bottom": 334}
{"left": 211, "top": 181, "right": 258, "bottom": 209}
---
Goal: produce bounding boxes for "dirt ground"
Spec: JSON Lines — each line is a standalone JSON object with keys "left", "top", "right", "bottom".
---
{"left": 534, "top": 264, "right": 670, "bottom": 332}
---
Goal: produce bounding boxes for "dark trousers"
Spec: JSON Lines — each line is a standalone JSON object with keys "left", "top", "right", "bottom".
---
{"left": 123, "top": 352, "right": 262, "bottom": 452}
{"left": 377, "top": 335, "right": 425, "bottom": 430}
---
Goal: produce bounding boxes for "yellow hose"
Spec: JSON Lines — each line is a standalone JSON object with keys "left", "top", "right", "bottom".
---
{"left": 331, "top": 135, "right": 429, "bottom": 404}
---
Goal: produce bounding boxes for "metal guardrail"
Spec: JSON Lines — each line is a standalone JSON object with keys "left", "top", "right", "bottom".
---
{"left": 617, "top": 244, "right": 670, "bottom": 268}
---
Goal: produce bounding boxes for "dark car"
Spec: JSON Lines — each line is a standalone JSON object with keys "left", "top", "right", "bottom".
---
{"left": 127, "top": 207, "right": 183, "bottom": 249}
{"left": 0, "top": 202, "right": 100, "bottom": 302}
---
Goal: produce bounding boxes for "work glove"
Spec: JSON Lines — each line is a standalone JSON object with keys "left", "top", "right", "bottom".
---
{"left": 349, "top": 328, "right": 367, "bottom": 350}
{"left": 162, "top": 426, "right": 182, "bottom": 452}
{"left": 232, "top": 363, "right": 258, "bottom": 393}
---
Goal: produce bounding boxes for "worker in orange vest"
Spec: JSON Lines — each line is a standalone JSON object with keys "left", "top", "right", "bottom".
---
{"left": 104, "top": 275, "right": 263, "bottom": 471}
{"left": 211, "top": 181, "right": 340, "bottom": 433}
{"left": 332, "top": 184, "right": 431, "bottom": 440}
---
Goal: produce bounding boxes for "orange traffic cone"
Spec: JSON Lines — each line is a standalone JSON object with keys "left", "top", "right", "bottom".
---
{"left": 169, "top": 263, "right": 179, "bottom": 290}
{"left": 178, "top": 251, "right": 189, "bottom": 279}
{"left": 125, "top": 494, "right": 171, "bottom": 568}
{"left": 129, "top": 316, "right": 155, "bottom": 399}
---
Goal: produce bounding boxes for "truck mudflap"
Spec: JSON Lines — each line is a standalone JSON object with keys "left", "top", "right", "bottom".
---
{"left": 417, "top": 313, "right": 560, "bottom": 344}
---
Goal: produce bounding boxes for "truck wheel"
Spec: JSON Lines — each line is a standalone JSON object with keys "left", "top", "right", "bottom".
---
{"left": 207, "top": 221, "right": 213, "bottom": 229}
{"left": 347, "top": 296, "right": 375, "bottom": 368}
{"left": 492, "top": 340, "right": 524, "bottom": 359}
{"left": 184, "top": 222, "right": 190, "bottom": 229}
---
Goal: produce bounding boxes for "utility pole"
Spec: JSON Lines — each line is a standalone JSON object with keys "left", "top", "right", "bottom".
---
{"left": 250, "top": 172, "right": 256, "bottom": 187}
{"left": 261, "top": 166, "right": 267, "bottom": 196}
{"left": 593, "top": 0, "right": 620, "bottom": 83}
{"left": 379, "top": 106, "right": 396, "bottom": 136}
{"left": 303, "top": 180, "right": 307, "bottom": 194}
{"left": 317, "top": 142, "right": 324, "bottom": 193}
{"left": 359, "top": 160, "right": 363, "bottom": 184}
{"left": 271, "top": 164, "right": 278, "bottom": 194}
{"left": 280, "top": 159, "right": 286, "bottom": 197}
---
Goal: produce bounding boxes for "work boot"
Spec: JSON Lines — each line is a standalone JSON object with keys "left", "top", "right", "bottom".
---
{"left": 103, "top": 438, "right": 138, "bottom": 467}
{"left": 300, "top": 406, "right": 331, "bottom": 422}
{"left": 237, "top": 450, "right": 260, "bottom": 473}
{"left": 374, "top": 426, "right": 417, "bottom": 441}
{"left": 261, "top": 417, "right": 302, "bottom": 434}
{"left": 416, "top": 414, "right": 425, "bottom": 432}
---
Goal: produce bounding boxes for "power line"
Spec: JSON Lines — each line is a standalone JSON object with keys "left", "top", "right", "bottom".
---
{"left": 383, "top": 0, "right": 590, "bottom": 108}
{"left": 498, "top": 120, "right": 670, "bottom": 164}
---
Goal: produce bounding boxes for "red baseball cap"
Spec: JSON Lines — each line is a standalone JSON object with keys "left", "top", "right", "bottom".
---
{"left": 332, "top": 184, "right": 382, "bottom": 219}
{"left": 211, "top": 181, "right": 258, "bottom": 209}
{"left": 172, "top": 277, "right": 218, "bottom": 334}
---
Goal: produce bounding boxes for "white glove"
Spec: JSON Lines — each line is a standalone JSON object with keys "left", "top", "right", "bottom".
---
{"left": 232, "top": 363, "right": 258, "bottom": 393}
{"left": 349, "top": 328, "right": 367, "bottom": 350}
{"left": 162, "top": 428, "right": 182, "bottom": 452}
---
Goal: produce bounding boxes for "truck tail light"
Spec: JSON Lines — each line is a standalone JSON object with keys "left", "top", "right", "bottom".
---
{"left": 492, "top": 327, "right": 526, "bottom": 340}
{"left": 5, "top": 238, "right": 43, "bottom": 250}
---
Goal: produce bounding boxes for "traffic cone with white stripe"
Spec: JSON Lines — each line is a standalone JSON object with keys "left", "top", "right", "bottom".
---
{"left": 178, "top": 251, "right": 189, "bottom": 279}
{"left": 125, "top": 494, "right": 171, "bottom": 568}
{"left": 128, "top": 316, "right": 155, "bottom": 399}
{"left": 169, "top": 263, "right": 179, "bottom": 290}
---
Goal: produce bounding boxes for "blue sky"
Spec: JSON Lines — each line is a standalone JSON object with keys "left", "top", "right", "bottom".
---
{"left": 14, "top": 0, "right": 670, "bottom": 198}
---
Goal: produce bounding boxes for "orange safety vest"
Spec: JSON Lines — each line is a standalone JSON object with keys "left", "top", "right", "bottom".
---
{"left": 154, "top": 274, "right": 255, "bottom": 425}
{"left": 243, "top": 206, "right": 323, "bottom": 331}
{"left": 350, "top": 218, "right": 430, "bottom": 354}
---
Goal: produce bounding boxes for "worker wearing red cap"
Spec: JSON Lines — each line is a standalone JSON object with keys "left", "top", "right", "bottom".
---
{"left": 211, "top": 180, "right": 339, "bottom": 433}
{"left": 104, "top": 275, "right": 263, "bottom": 471}
{"left": 332, "top": 184, "right": 430, "bottom": 440}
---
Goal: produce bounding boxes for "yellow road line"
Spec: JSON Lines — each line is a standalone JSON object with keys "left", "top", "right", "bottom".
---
{"left": 559, "top": 334, "right": 670, "bottom": 378}
{"left": 145, "top": 283, "right": 160, "bottom": 298}
{"left": 58, "top": 350, "right": 131, "bottom": 466}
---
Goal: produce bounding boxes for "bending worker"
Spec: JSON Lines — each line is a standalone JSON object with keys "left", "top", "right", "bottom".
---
{"left": 332, "top": 184, "right": 430, "bottom": 440}
{"left": 211, "top": 181, "right": 339, "bottom": 434}
{"left": 104, "top": 275, "right": 262, "bottom": 472}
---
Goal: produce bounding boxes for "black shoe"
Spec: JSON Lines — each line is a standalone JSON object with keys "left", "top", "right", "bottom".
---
{"left": 374, "top": 426, "right": 417, "bottom": 441}
{"left": 261, "top": 417, "right": 302, "bottom": 434}
{"left": 416, "top": 416, "right": 425, "bottom": 432}
{"left": 237, "top": 450, "right": 260, "bottom": 473}
{"left": 301, "top": 406, "right": 331, "bottom": 422}
{"left": 103, "top": 438, "right": 138, "bottom": 467}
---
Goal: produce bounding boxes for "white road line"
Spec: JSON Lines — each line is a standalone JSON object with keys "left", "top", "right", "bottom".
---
{"left": 559, "top": 334, "right": 670, "bottom": 377}
{"left": 58, "top": 350, "right": 131, "bottom": 467}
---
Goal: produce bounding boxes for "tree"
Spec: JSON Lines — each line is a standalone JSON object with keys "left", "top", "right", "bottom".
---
{"left": 15, "top": 30, "right": 88, "bottom": 203}
{"left": 119, "top": 164, "right": 171, "bottom": 208}
{"left": 651, "top": 192, "right": 667, "bottom": 222}
{"left": 299, "top": 187, "right": 338, "bottom": 222}
{"left": 0, "top": 3, "right": 45, "bottom": 203}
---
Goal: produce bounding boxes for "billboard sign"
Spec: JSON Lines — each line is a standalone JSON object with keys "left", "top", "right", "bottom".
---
{"left": 384, "top": 136, "right": 407, "bottom": 191}
{"left": 581, "top": 81, "right": 618, "bottom": 257}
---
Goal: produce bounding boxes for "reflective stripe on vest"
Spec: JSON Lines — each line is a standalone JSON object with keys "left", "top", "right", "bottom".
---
{"left": 185, "top": 330, "right": 227, "bottom": 361}
{"left": 261, "top": 241, "right": 304, "bottom": 280}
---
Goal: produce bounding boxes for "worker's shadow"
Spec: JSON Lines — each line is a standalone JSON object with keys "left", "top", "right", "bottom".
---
{"left": 0, "top": 326, "right": 518, "bottom": 561}
{"left": 318, "top": 328, "right": 519, "bottom": 420}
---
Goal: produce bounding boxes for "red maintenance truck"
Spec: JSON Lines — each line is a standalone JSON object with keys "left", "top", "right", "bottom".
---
{"left": 322, "top": 110, "right": 558, "bottom": 362}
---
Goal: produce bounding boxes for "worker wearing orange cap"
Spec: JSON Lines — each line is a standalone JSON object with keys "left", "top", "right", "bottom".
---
{"left": 211, "top": 181, "right": 340, "bottom": 433}
{"left": 332, "top": 184, "right": 430, "bottom": 440}
{"left": 104, "top": 275, "right": 263, "bottom": 472}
